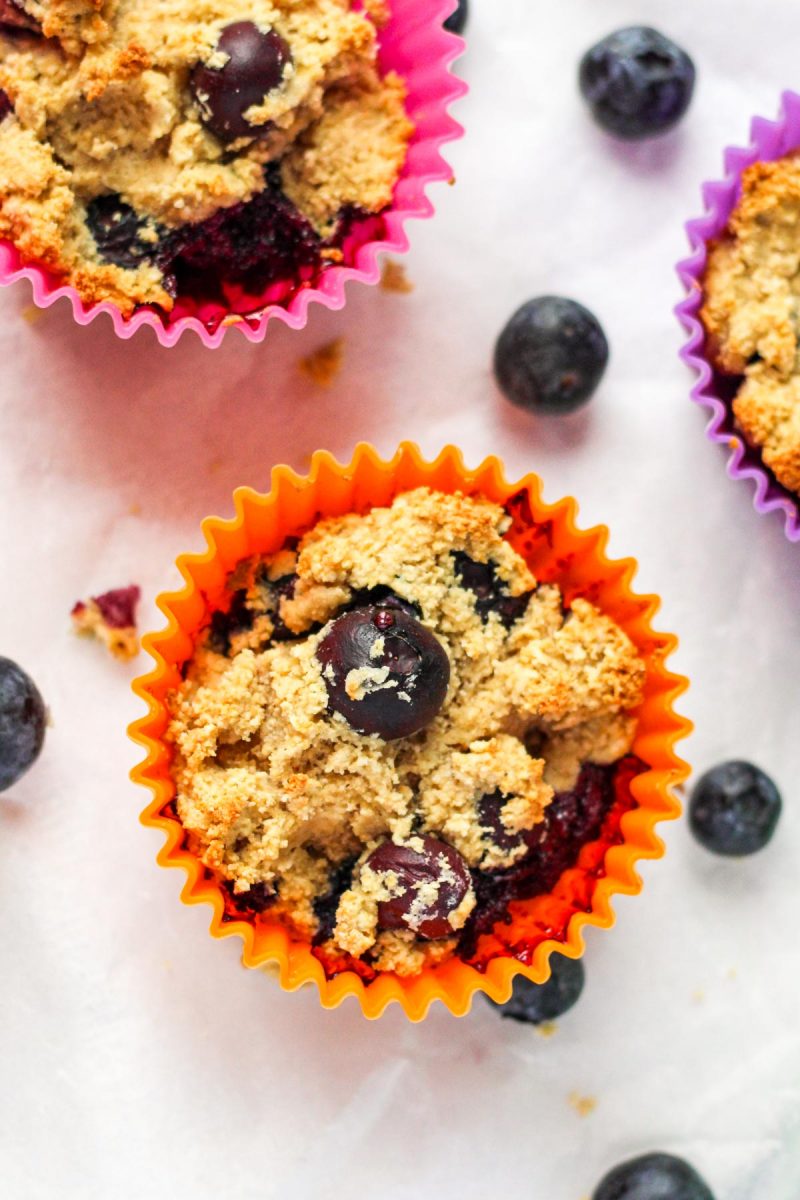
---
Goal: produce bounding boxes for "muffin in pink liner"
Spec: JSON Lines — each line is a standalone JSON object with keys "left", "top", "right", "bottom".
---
{"left": 0, "top": 0, "right": 466, "bottom": 348}
{"left": 676, "top": 90, "right": 800, "bottom": 542}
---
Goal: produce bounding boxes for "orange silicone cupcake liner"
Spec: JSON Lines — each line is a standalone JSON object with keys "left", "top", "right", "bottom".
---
{"left": 129, "top": 443, "right": 691, "bottom": 1021}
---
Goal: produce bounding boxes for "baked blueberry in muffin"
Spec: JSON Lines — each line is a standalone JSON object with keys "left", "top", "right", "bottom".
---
{"left": 166, "top": 489, "right": 646, "bottom": 978}
{"left": 702, "top": 154, "right": 800, "bottom": 497}
{"left": 0, "top": 1, "right": 412, "bottom": 318}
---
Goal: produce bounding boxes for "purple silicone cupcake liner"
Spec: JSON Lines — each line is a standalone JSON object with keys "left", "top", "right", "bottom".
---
{"left": 676, "top": 89, "right": 800, "bottom": 543}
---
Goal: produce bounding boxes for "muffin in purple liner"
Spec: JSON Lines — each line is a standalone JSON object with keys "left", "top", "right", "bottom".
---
{"left": 676, "top": 89, "right": 800, "bottom": 543}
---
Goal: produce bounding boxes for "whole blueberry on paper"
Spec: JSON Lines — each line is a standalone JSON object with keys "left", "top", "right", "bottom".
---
{"left": 689, "top": 761, "right": 782, "bottom": 856}
{"left": 579, "top": 27, "right": 696, "bottom": 140}
{"left": 592, "top": 1151, "right": 715, "bottom": 1200}
{"left": 0, "top": 657, "right": 46, "bottom": 792}
{"left": 494, "top": 296, "right": 609, "bottom": 415}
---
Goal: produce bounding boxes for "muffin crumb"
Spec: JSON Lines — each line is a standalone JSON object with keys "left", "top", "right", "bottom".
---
{"left": 71, "top": 585, "right": 140, "bottom": 660}
{"left": 536, "top": 1020, "right": 558, "bottom": 1039}
{"left": 568, "top": 1093, "right": 597, "bottom": 1118}
{"left": 299, "top": 337, "right": 344, "bottom": 386}
{"left": 380, "top": 260, "right": 413, "bottom": 293}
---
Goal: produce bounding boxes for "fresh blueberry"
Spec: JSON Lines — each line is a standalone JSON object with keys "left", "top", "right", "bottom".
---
{"left": 486, "top": 955, "right": 585, "bottom": 1023}
{"left": 190, "top": 21, "right": 292, "bottom": 143}
{"left": 317, "top": 605, "right": 450, "bottom": 740}
{"left": 494, "top": 296, "right": 609, "bottom": 415}
{"left": 86, "top": 195, "right": 159, "bottom": 270}
{"left": 579, "top": 27, "right": 696, "bottom": 141}
{"left": 689, "top": 761, "right": 782, "bottom": 857}
{"left": 592, "top": 1152, "right": 715, "bottom": 1200}
{"left": 366, "top": 836, "right": 472, "bottom": 939}
{"left": 453, "top": 552, "right": 531, "bottom": 626}
{"left": 0, "top": 657, "right": 46, "bottom": 792}
{"left": 444, "top": 0, "right": 467, "bottom": 35}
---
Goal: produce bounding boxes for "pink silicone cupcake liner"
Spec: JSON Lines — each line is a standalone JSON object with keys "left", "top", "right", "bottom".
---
{"left": 0, "top": 0, "right": 467, "bottom": 347}
{"left": 676, "top": 90, "right": 800, "bottom": 543}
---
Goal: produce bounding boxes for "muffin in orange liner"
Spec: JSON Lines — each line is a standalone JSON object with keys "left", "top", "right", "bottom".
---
{"left": 129, "top": 443, "right": 691, "bottom": 1021}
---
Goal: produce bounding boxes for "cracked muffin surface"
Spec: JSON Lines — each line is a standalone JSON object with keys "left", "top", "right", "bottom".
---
{"left": 0, "top": 0, "right": 412, "bottom": 315}
{"left": 166, "top": 488, "right": 646, "bottom": 978}
{"left": 702, "top": 154, "right": 800, "bottom": 496}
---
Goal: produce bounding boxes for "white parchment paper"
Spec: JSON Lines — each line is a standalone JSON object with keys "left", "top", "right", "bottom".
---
{"left": 0, "top": 1, "right": 798, "bottom": 1197}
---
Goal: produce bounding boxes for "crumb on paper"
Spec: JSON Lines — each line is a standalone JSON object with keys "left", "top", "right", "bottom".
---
{"left": 568, "top": 1093, "right": 597, "bottom": 1118}
{"left": 21, "top": 304, "right": 43, "bottom": 324}
{"left": 692, "top": 988, "right": 706, "bottom": 1005}
{"left": 727, "top": 967, "right": 738, "bottom": 981}
{"left": 208, "top": 457, "right": 224, "bottom": 475}
{"left": 536, "top": 1020, "right": 558, "bottom": 1039}
{"left": 71, "top": 585, "right": 141, "bottom": 661}
{"left": 128, "top": 502, "right": 142, "bottom": 517}
{"left": 380, "top": 260, "right": 414, "bottom": 294}
{"left": 300, "top": 338, "right": 344, "bottom": 387}
{"left": 448, "top": 175, "right": 456, "bottom": 186}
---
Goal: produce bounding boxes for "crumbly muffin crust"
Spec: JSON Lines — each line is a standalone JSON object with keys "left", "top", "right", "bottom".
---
{"left": 167, "top": 489, "right": 645, "bottom": 976}
{"left": 702, "top": 155, "right": 800, "bottom": 495}
{"left": 7, "top": 0, "right": 108, "bottom": 54}
{"left": 0, "top": 0, "right": 412, "bottom": 314}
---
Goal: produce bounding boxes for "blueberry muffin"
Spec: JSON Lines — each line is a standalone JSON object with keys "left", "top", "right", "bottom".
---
{"left": 166, "top": 489, "right": 646, "bottom": 979}
{"left": 0, "top": 0, "right": 412, "bottom": 316}
{"left": 702, "top": 155, "right": 800, "bottom": 497}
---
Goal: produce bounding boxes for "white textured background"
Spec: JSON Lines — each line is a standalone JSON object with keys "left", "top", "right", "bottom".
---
{"left": 1, "top": 1, "right": 798, "bottom": 1197}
